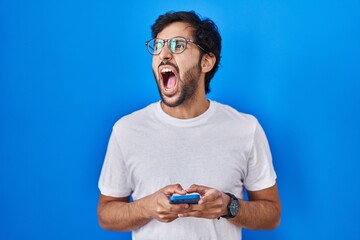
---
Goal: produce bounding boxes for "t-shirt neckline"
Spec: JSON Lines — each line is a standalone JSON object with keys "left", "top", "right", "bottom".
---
{"left": 155, "top": 100, "right": 216, "bottom": 127}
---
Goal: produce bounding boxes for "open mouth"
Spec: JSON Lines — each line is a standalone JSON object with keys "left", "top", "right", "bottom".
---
{"left": 161, "top": 68, "right": 177, "bottom": 90}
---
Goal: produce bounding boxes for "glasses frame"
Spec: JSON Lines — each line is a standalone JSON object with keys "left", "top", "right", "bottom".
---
{"left": 145, "top": 36, "right": 206, "bottom": 55}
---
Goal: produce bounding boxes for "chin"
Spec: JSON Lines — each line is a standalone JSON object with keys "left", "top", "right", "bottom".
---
{"left": 161, "top": 97, "right": 181, "bottom": 108}
{"left": 161, "top": 93, "right": 185, "bottom": 108}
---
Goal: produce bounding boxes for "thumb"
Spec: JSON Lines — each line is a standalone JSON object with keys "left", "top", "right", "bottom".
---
{"left": 163, "top": 184, "right": 187, "bottom": 196}
{"left": 186, "top": 184, "right": 208, "bottom": 195}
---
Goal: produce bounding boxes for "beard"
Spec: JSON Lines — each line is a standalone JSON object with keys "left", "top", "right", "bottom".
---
{"left": 153, "top": 61, "right": 202, "bottom": 108}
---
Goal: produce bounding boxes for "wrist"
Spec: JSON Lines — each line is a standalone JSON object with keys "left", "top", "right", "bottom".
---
{"left": 135, "top": 197, "right": 152, "bottom": 220}
{"left": 220, "top": 192, "right": 240, "bottom": 219}
{"left": 221, "top": 192, "right": 231, "bottom": 216}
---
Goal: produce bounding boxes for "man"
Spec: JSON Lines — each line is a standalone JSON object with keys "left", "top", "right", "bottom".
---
{"left": 98, "top": 11, "right": 281, "bottom": 240}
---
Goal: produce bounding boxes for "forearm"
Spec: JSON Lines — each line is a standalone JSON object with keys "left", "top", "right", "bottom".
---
{"left": 98, "top": 184, "right": 189, "bottom": 231}
{"left": 98, "top": 198, "right": 151, "bottom": 231}
{"left": 229, "top": 199, "right": 281, "bottom": 230}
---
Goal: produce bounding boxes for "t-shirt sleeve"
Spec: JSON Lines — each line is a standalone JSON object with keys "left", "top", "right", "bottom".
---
{"left": 244, "top": 120, "right": 277, "bottom": 191}
{"left": 98, "top": 127, "right": 132, "bottom": 197}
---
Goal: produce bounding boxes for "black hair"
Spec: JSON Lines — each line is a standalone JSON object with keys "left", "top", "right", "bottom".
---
{"left": 151, "top": 11, "right": 222, "bottom": 94}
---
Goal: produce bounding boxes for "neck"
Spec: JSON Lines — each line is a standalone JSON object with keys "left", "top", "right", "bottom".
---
{"left": 161, "top": 97, "right": 210, "bottom": 119}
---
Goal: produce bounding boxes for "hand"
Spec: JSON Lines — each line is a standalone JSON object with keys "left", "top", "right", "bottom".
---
{"left": 141, "top": 184, "right": 191, "bottom": 223}
{"left": 179, "top": 184, "right": 230, "bottom": 219}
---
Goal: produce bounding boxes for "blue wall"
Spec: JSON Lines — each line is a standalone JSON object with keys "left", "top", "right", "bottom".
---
{"left": 1, "top": 0, "right": 359, "bottom": 239}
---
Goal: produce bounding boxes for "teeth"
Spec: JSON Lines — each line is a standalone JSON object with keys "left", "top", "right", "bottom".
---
{"left": 161, "top": 68, "right": 173, "bottom": 73}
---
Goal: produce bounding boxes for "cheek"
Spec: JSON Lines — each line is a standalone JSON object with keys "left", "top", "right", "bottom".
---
{"left": 152, "top": 59, "right": 158, "bottom": 77}
{"left": 151, "top": 57, "right": 156, "bottom": 68}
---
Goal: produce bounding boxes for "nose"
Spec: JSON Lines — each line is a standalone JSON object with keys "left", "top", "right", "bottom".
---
{"left": 159, "top": 42, "right": 173, "bottom": 61}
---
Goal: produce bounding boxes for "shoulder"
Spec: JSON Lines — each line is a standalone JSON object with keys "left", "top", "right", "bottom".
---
{"left": 210, "top": 101, "right": 262, "bottom": 139}
{"left": 113, "top": 102, "right": 159, "bottom": 131}
{"left": 212, "top": 101, "right": 258, "bottom": 127}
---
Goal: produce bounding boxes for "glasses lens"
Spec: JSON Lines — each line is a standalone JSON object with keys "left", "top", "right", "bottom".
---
{"left": 169, "top": 38, "right": 187, "bottom": 54}
{"left": 147, "top": 39, "right": 164, "bottom": 55}
{"left": 147, "top": 38, "right": 188, "bottom": 55}
{"left": 154, "top": 40, "right": 164, "bottom": 54}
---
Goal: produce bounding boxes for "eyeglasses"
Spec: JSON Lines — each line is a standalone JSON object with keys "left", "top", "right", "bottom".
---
{"left": 145, "top": 36, "right": 206, "bottom": 55}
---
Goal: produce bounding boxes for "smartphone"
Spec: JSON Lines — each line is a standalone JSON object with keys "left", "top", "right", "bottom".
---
{"left": 169, "top": 193, "right": 200, "bottom": 204}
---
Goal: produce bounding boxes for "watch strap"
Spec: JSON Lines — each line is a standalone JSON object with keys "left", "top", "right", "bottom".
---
{"left": 220, "top": 192, "right": 239, "bottom": 219}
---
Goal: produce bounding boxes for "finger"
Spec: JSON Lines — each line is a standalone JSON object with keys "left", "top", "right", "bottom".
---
{"left": 177, "top": 210, "right": 203, "bottom": 218}
{"left": 198, "top": 189, "right": 222, "bottom": 205}
{"left": 163, "top": 184, "right": 187, "bottom": 196}
{"left": 188, "top": 204, "right": 204, "bottom": 211}
{"left": 155, "top": 201, "right": 190, "bottom": 218}
{"left": 173, "top": 188, "right": 187, "bottom": 195}
{"left": 178, "top": 209, "right": 219, "bottom": 219}
{"left": 169, "top": 203, "right": 191, "bottom": 212}
{"left": 157, "top": 214, "right": 178, "bottom": 223}
{"left": 177, "top": 211, "right": 198, "bottom": 218}
{"left": 186, "top": 184, "right": 208, "bottom": 195}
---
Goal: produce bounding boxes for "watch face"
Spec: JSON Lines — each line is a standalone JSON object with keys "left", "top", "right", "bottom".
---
{"left": 230, "top": 198, "right": 240, "bottom": 216}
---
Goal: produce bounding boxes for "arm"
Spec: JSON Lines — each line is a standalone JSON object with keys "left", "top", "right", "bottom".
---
{"left": 97, "top": 184, "right": 191, "bottom": 231}
{"left": 229, "top": 184, "right": 281, "bottom": 230}
{"left": 183, "top": 183, "right": 281, "bottom": 230}
{"left": 97, "top": 194, "right": 149, "bottom": 231}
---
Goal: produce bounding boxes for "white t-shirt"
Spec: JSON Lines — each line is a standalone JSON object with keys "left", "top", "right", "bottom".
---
{"left": 99, "top": 101, "right": 276, "bottom": 240}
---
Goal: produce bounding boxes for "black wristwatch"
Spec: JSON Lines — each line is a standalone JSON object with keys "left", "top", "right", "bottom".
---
{"left": 221, "top": 192, "right": 240, "bottom": 219}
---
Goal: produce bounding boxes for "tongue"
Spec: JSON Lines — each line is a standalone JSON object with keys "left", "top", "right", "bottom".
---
{"left": 166, "top": 75, "right": 176, "bottom": 89}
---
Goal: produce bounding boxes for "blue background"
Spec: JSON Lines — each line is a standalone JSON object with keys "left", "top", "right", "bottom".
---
{"left": 1, "top": 0, "right": 359, "bottom": 239}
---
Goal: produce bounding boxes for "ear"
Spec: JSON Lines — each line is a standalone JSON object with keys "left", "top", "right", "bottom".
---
{"left": 201, "top": 53, "right": 216, "bottom": 73}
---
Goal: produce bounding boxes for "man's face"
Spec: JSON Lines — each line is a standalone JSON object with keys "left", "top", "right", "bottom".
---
{"left": 152, "top": 22, "right": 204, "bottom": 108}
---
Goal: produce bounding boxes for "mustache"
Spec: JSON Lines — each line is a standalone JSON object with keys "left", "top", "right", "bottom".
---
{"left": 159, "top": 61, "right": 179, "bottom": 73}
